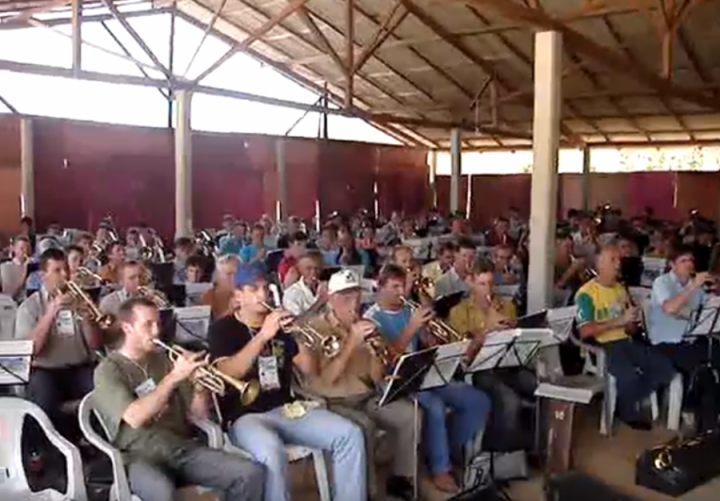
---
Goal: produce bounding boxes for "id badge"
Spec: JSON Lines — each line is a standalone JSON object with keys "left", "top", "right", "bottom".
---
{"left": 258, "top": 356, "right": 281, "bottom": 391}
{"left": 134, "top": 378, "right": 157, "bottom": 397}
{"left": 55, "top": 310, "right": 76, "bottom": 337}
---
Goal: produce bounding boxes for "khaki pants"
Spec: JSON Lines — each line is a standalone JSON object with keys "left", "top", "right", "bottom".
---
{"left": 327, "top": 396, "right": 418, "bottom": 498}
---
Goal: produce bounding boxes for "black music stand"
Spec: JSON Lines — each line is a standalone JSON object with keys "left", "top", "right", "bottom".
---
{"left": 378, "top": 347, "right": 437, "bottom": 407}
{"left": 158, "top": 308, "right": 177, "bottom": 344}
{"left": 150, "top": 262, "right": 174, "bottom": 288}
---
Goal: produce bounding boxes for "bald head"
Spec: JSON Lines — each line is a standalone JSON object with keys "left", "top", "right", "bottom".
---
{"left": 595, "top": 243, "right": 620, "bottom": 281}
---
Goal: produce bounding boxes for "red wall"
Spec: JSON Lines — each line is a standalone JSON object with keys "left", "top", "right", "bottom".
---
{"left": 0, "top": 116, "right": 20, "bottom": 241}
{"left": 1, "top": 117, "right": 430, "bottom": 238}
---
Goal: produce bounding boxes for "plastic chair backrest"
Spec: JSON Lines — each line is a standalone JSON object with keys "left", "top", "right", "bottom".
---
{"left": 0, "top": 295, "right": 17, "bottom": 341}
{"left": 0, "top": 397, "right": 87, "bottom": 501}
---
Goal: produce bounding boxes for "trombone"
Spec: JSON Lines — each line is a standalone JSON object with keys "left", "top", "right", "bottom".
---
{"left": 152, "top": 339, "right": 260, "bottom": 405}
{"left": 260, "top": 301, "right": 342, "bottom": 358}
{"left": 57, "top": 280, "right": 115, "bottom": 330}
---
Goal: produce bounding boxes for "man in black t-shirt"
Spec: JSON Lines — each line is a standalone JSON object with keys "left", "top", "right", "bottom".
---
{"left": 208, "top": 267, "right": 367, "bottom": 501}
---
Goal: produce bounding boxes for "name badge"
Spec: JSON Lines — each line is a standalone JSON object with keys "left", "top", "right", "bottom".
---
{"left": 55, "top": 310, "right": 76, "bottom": 337}
{"left": 258, "top": 356, "right": 281, "bottom": 391}
{"left": 135, "top": 378, "right": 157, "bottom": 397}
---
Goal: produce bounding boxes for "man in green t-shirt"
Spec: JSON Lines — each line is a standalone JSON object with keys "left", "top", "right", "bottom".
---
{"left": 93, "top": 296, "right": 264, "bottom": 501}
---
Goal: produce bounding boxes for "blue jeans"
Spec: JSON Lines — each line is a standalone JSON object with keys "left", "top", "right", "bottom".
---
{"left": 416, "top": 382, "right": 491, "bottom": 475}
{"left": 228, "top": 407, "right": 367, "bottom": 501}
{"left": 605, "top": 338, "right": 676, "bottom": 420}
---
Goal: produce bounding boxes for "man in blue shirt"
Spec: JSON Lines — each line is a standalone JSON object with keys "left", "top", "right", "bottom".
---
{"left": 219, "top": 222, "right": 249, "bottom": 257}
{"left": 239, "top": 224, "right": 269, "bottom": 266}
{"left": 365, "top": 264, "right": 490, "bottom": 495}
{"left": 648, "top": 244, "right": 717, "bottom": 375}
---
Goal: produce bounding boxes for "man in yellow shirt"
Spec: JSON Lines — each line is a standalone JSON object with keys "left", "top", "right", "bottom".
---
{"left": 575, "top": 243, "right": 676, "bottom": 430}
{"left": 448, "top": 261, "right": 537, "bottom": 450}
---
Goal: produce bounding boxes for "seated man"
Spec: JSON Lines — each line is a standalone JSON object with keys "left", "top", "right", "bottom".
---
{"left": 183, "top": 254, "right": 206, "bottom": 284}
{"left": 98, "top": 241, "right": 126, "bottom": 284}
{"left": 281, "top": 252, "right": 327, "bottom": 317}
{"left": 434, "top": 237, "right": 476, "bottom": 299}
{"left": 201, "top": 254, "right": 238, "bottom": 319}
{"left": 365, "top": 264, "right": 491, "bottom": 494}
{"left": 15, "top": 248, "right": 100, "bottom": 431}
{"left": 0, "top": 235, "right": 32, "bottom": 300}
{"left": 100, "top": 260, "right": 145, "bottom": 317}
{"left": 93, "top": 297, "right": 264, "bottom": 501}
{"left": 422, "top": 241, "right": 456, "bottom": 285}
{"left": 277, "top": 231, "right": 308, "bottom": 288}
{"left": 490, "top": 244, "right": 519, "bottom": 285}
{"left": 172, "top": 236, "right": 196, "bottom": 284}
{"left": 208, "top": 266, "right": 367, "bottom": 501}
{"left": 307, "top": 269, "right": 416, "bottom": 500}
{"left": 576, "top": 243, "right": 676, "bottom": 430}
{"left": 648, "top": 245, "right": 719, "bottom": 389}
{"left": 448, "top": 260, "right": 536, "bottom": 450}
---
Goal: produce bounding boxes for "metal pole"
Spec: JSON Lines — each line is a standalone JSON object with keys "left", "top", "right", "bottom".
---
{"left": 168, "top": 4, "right": 176, "bottom": 129}
{"left": 71, "top": 0, "right": 82, "bottom": 76}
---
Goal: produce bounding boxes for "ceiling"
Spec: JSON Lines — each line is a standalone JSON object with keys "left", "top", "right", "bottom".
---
{"left": 2, "top": 0, "right": 720, "bottom": 149}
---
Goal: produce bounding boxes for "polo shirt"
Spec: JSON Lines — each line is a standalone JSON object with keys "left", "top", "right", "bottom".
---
{"left": 575, "top": 278, "right": 629, "bottom": 344}
{"left": 648, "top": 271, "right": 705, "bottom": 345}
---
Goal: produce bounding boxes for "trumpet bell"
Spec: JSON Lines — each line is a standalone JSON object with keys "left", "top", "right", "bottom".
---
{"left": 239, "top": 379, "right": 261, "bottom": 406}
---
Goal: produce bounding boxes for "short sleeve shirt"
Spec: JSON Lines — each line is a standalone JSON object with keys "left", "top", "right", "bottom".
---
{"left": 92, "top": 351, "right": 195, "bottom": 464}
{"left": 574, "top": 279, "right": 629, "bottom": 344}
{"left": 208, "top": 315, "right": 298, "bottom": 425}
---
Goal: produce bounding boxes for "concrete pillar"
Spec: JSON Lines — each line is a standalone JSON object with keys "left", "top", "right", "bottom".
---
{"left": 429, "top": 150, "right": 438, "bottom": 208}
{"left": 527, "top": 31, "right": 562, "bottom": 313}
{"left": 174, "top": 90, "right": 192, "bottom": 239}
{"left": 450, "top": 128, "right": 462, "bottom": 214}
{"left": 276, "top": 138, "right": 288, "bottom": 222}
{"left": 580, "top": 146, "right": 591, "bottom": 211}
{"left": 20, "top": 117, "right": 34, "bottom": 220}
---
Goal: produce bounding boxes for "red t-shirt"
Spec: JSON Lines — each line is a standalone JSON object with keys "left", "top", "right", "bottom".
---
{"left": 277, "top": 256, "right": 297, "bottom": 282}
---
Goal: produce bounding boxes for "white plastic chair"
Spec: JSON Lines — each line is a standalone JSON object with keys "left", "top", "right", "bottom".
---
{"left": 0, "top": 294, "right": 17, "bottom": 341}
{"left": 77, "top": 392, "right": 224, "bottom": 501}
{"left": 0, "top": 397, "right": 88, "bottom": 501}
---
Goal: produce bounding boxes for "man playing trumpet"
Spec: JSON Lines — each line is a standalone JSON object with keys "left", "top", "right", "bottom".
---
{"left": 306, "top": 269, "right": 416, "bottom": 500}
{"left": 93, "top": 297, "right": 264, "bottom": 501}
{"left": 207, "top": 266, "right": 367, "bottom": 501}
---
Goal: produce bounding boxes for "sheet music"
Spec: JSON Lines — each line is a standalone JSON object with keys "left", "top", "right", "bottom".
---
{"left": 534, "top": 375, "right": 605, "bottom": 404}
{"left": 466, "top": 328, "right": 554, "bottom": 372}
{"left": 403, "top": 237, "right": 434, "bottom": 259}
{"left": 0, "top": 294, "right": 17, "bottom": 341}
{"left": 421, "top": 340, "right": 470, "bottom": 390}
{"left": 174, "top": 306, "right": 212, "bottom": 344}
{"left": 688, "top": 296, "right": 720, "bottom": 337}
{"left": 547, "top": 306, "right": 577, "bottom": 342}
{"left": 641, "top": 257, "right": 667, "bottom": 287}
{"left": 185, "top": 283, "right": 212, "bottom": 305}
{"left": 0, "top": 340, "right": 33, "bottom": 385}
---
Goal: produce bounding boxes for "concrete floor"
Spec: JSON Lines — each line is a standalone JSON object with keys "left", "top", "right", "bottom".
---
{"left": 184, "top": 407, "right": 720, "bottom": 501}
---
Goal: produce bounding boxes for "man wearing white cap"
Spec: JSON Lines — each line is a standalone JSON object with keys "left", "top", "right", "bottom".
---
{"left": 306, "top": 269, "right": 416, "bottom": 501}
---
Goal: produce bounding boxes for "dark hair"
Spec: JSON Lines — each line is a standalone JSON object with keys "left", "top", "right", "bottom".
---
{"left": 378, "top": 263, "right": 407, "bottom": 286}
{"left": 668, "top": 244, "right": 695, "bottom": 263}
{"left": 186, "top": 255, "right": 206, "bottom": 269}
{"left": 438, "top": 241, "right": 457, "bottom": 255}
{"left": 20, "top": 216, "right": 33, "bottom": 226}
{"left": 66, "top": 244, "right": 85, "bottom": 256}
{"left": 40, "top": 248, "right": 66, "bottom": 271}
{"left": 288, "top": 231, "right": 308, "bottom": 245}
{"left": 13, "top": 235, "right": 30, "bottom": 245}
{"left": 456, "top": 237, "right": 475, "bottom": 251}
{"left": 78, "top": 232, "right": 93, "bottom": 242}
{"left": 471, "top": 259, "right": 495, "bottom": 276}
{"left": 117, "top": 296, "right": 158, "bottom": 326}
{"left": 174, "top": 236, "right": 194, "bottom": 249}
{"left": 252, "top": 223, "right": 265, "bottom": 232}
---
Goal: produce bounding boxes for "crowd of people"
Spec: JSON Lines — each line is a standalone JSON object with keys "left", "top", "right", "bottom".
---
{"left": 2, "top": 205, "right": 720, "bottom": 501}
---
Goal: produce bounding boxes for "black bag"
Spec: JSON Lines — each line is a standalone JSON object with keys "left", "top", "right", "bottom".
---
{"left": 635, "top": 428, "right": 720, "bottom": 496}
{"left": 447, "top": 484, "right": 511, "bottom": 501}
{"left": 545, "top": 472, "right": 642, "bottom": 501}
{"left": 687, "top": 364, "right": 720, "bottom": 432}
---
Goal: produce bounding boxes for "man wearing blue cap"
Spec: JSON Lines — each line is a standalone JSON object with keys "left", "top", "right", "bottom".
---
{"left": 208, "top": 266, "right": 367, "bottom": 501}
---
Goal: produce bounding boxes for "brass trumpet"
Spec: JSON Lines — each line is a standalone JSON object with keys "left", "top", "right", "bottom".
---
{"left": 76, "top": 266, "right": 107, "bottom": 286}
{"left": 139, "top": 286, "right": 170, "bottom": 308}
{"left": 260, "top": 302, "right": 342, "bottom": 358}
{"left": 400, "top": 297, "right": 466, "bottom": 344}
{"left": 57, "top": 280, "right": 115, "bottom": 330}
{"left": 153, "top": 339, "right": 260, "bottom": 405}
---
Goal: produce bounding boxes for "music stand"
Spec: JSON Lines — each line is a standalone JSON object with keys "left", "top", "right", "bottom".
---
{"left": 173, "top": 306, "right": 212, "bottom": 349}
{"left": 161, "top": 284, "right": 187, "bottom": 308}
{"left": 185, "top": 282, "right": 212, "bottom": 305}
{"left": 0, "top": 340, "right": 33, "bottom": 388}
{"left": 684, "top": 296, "right": 720, "bottom": 362}
{"left": 421, "top": 340, "right": 471, "bottom": 390}
{"left": 378, "top": 347, "right": 438, "bottom": 407}
{"left": 150, "top": 262, "right": 174, "bottom": 288}
{"left": 158, "top": 308, "right": 177, "bottom": 344}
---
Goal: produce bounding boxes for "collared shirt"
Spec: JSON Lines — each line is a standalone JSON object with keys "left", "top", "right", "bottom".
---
{"left": 447, "top": 295, "right": 517, "bottom": 336}
{"left": 219, "top": 236, "right": 244, "bottom": 257}
{"left": 98, "top": 263, "right": 121, "bottom": 284}
{"left": 434, "top": 267, "right": 470, "bottom": 299}
{"left": 648, "top": 271, "right": 705, "bottom": 345}
{"left": 282, "top": 279, "right": 317, "bottom": 316}
{"left": 575, "top": 278, "right": 628, "bottom": 344}
{"left": 306, "top": 311, "right": 382, "bottom": 399}
{"left": 15, "top": 288, "right": 93, "bottom": 368}
{"left": 1, "top": 259, "right": 27, "bottom": 299}
{"left": 99, "top": 289, "right": 129, "bottom": 317}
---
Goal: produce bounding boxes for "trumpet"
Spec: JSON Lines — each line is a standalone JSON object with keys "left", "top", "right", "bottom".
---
{"left": 363, "top": 327, "right": 399, "bottom": 368}
{"left": 260, "top": 301, "right": 342, "bottom": 358}
{"left": 138, "top": 286, "right": 170, "bottom": 308}
{"left": 57, "top": 281, "right": 115, "bottom": 330}
{"left": 76, "top": 266, "right": 107, "bottom": 286}
{"left": 400, "top": 297, "right": 466, "bottom": 344}
{"left": 152, "top": 339, "right": 260, "bottom": 405}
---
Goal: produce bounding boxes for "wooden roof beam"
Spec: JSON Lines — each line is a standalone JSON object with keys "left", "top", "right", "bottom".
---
{"left": 296, "top": 6, "right": 345, "bottom": 76}
{"left": 352, "top": 0, "right": 407, "bottom": 75}
{"left": 456, "top": 0, "right": 719, "bottom": 111}
{"left": 370, "top": 114, "right": 533, "bottom": 140}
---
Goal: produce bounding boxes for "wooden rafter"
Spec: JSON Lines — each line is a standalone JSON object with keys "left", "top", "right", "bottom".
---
{"left": 296, "top": 6, "right": 345, "bottom": 75}
{"left": 190, "top": 0, "right": 312, "bottom": 86}
{"left": 345, "top": 0, "right": 354, "bottom": 108}
{"left": 456, "top": 0, "right": 719, "bottom": 111}
{"left": 352, "top": 0, "right": 406, "bottom": 74}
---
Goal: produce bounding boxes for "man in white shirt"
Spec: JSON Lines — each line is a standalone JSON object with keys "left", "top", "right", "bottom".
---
{"left": 434, "top": 238, "right": 476, "bottom": 298}
{"left": 281, "top": 252, "right": 327, "bottom": 316}
{"left": 1, "top": 236, "right": 32, "bottom": 300}
{"left": 100, "top": 261, "right": 144, "bottom": 317}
